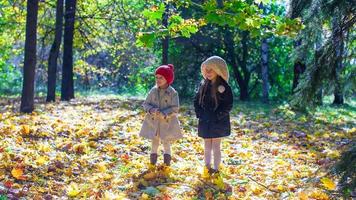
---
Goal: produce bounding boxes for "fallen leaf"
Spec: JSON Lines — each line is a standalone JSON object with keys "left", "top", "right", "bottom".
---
{"left": 35, "top": 156, "right": 47, "bottom": 166}
{"left": 67, "top": 182, "right": 80, "bottom": 197}
{"left": 309, "top": 189, "right": 329, "bottom": 200}
{"left": 21, "top": 125, "right": 30, "bottom": 135}
{"left": 11, "top": 168, "right": 24, "bottom": 180}
{"left": 96, "top": 162, "right": 107, "bottom": 172}
{"left": 320, "top": 177, "right": 336, "bottom": 190}
{"left": 143, "top": 172, "right": 156, "bottom": 180}
{"left": 213, "top": 175, "right": 225, "bottom": 190}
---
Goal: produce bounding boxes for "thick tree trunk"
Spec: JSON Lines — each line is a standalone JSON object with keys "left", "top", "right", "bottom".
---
{"left": 162, "top": 1, "right": 169, "bottom": 64}
{"left": 217, "top": 0, "right": 250, "bottom": 101}
{"left": 239, "top": 81, "right": 249, "bottom": 101}
{"left": 61, "top": 0, "right": 76, "bottom": 101}
{"left": 47, "top": 0, "right": 64, "bottom": 102}
{"left": 20, "top": 0, "right": 39, "bottom": 113}
{"left": 332, "top": 11, "right": 344, "bottom": 105}
{"left": 292, "top": 39, "right": 306, "bottom": 93}
{"left": 261, "top": 38, "right": 269, "bottom": 103}
{"left": 292, "top": 61, "right": 306, "bottom": 92}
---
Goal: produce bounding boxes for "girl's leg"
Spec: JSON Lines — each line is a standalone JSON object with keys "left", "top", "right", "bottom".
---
{"left": 162, "top": 140, "right": 171, "bottom": 155}
{"left": 151, "top": 136, "right": 160, "bottom": 154}
{"left": 212, "top": 138, "right": 222, "bottom": 170}
{"left": 150, "top": 136, "right": 160, "bottom": 165}
{"left": 162, "top": 140, "right": 171, "bottom": 165}
{"left": 204, "top": 139, "right": 213, "bottom": 168}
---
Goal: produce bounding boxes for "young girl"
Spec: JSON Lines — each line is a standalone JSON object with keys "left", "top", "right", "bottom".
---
{"left": 194, "top": 56, "right": 233, "bottom": 174}
{"left": 139, "top": 64, "right": 182, "bottom": 166}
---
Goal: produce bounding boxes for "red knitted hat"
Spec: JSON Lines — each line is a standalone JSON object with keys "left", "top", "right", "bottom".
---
{"left": 155, "top": 64, "right": 174, "bottom": 85}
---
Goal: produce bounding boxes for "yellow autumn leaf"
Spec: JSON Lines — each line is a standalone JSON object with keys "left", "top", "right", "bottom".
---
{"left": 67, "top": 182, "right": 80, "bottom": 197}
{"left": 158, "top": 166, "right": 171, "bottom": 177}
{"left": 104, "top": 173, "right": 113, "bottom": 180}
{"left": 298, "top": 191, "right": 309, "bottom": 200}
{"left": 293, "top": 170, "right": 301, "bottom": 178}
{"left": 140, "top": 193, "right": 150, "bottom": 200}
{"left": 213, "top": 175, "right": 225, "bottom": 190}
{"left": 36, "top": 156, "right": 47, "bottom": 166}
{"left": 76, "top": 128, "right": 90, "bottom": 137}
{"left": 321, "top": 177, "right": 336, "bottom": 190}
{"left": 103, "top": 190, "right": 126, "bottom": 200}
{"left": 309, "top": 189, "right": 329, "bottom": 200}
{"left": 251, "top": 184, "right": 263, "bottom": 195}
{"left": 276, "top": 184, "right": 285, "bottom": 192}
{"left": 38, "top": 143, "right": 51, "bottom": 152}
{"left": 202, "top": 167, "right": 210, "bottom": 179}
{"left": 143, "top": 172, "right": 156, "bottom": 180}
{"left": 326, "top": 150, "right": 340, "bottom": 159}
{"left": 126, "top": 126, "right": 132, "bottom": 132}
{"left": 96, "top": 162, "right": 107, "bottom": 172}
{"left": 21, "top": 125, "right": 30, "bottom": 135}
{"left": 11, "top": 167, "right": 24, "bottom": 179}
{"left": 179, "top": 151, "right": 187, "bottom": 158}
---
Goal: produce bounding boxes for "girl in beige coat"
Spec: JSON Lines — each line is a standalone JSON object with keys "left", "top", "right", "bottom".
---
{"left": 139, "top": 64, "right": 182, "bottom": 166}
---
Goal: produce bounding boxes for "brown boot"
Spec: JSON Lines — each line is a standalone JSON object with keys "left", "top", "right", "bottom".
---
{"left": 150, "top": 153, "right": 157, "bottom": 165}
{"left": 210, "top": 168, "right": 219, "bottom": 176}
{"left": 163, "top": 154, "right": 171, "bottom": 166}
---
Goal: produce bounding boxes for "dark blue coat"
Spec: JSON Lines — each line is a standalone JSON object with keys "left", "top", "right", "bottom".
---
{"left": 194, "top": 79, "right": 233, "bottom": 138}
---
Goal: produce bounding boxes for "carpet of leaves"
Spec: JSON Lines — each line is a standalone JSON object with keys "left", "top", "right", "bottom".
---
{"left": 0, "top": 97, "right": 354, "bottom": 199}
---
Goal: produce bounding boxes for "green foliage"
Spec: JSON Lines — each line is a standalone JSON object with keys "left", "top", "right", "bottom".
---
{"left": 268, "top": 37, "right": 295, "bottom": 98}
{"left": 289, "top": 0, "right": 355, "bottom": 108}
{"left": 137, "top": 2, "right": 204, "bottom": 48}
{"left": 0, "top": 195, "right": 8, "bottom": 200}
{"left": 142, "top": 3, "right": 165, "bottom": 23}
{"left": 137, "top": 0, "right": 303, "bottom": 48}
{"left": 0, "top": 63, "right": 22, "bottom": 95}
{"left": 136, "top": 32, "right": 156, "bottom": 48}
{"left": 127, "top": 64, "right": 156, "bottom": 95}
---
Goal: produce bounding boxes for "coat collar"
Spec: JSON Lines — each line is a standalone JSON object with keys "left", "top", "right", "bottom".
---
{"left": 153, "top": 85, "right": 174, "bottom": 95}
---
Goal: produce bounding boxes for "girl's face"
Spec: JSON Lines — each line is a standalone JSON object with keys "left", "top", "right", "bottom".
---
{"left": 204, "top": 65, "right": 218, "bottom": 81}
{"left": 156, "top": 74, "right": 168, "bottom": 88}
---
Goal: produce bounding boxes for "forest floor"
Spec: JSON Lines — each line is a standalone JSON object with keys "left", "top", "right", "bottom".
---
{"left": 0, "top": 96, "right": 355, "bottom": 199}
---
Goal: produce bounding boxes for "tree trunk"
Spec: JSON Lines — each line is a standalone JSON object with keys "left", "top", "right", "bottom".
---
{"left": 292, "top": 39, "right": 306, "bottom": 92}
{"left": 47, "top": 0, "right": 64, "bottom": 102}
{"left": 161, "top": 1, "right": 169, "bottom": 64}
{"left": 332, "top": 11, "right": 344, "bottom": 105}
{"left": 239, "top": 81, "right": 249, "bottom": 100}
{"left": 292, "top": 61, "right": 306, "bottom": 91}
{"left": 61, "top": 0, "right": 76, "bottom": 101}
{"left": 217, "top": 0, "right": 250, "bottom": 101}
{"left": 261, "top": 38, "right": 269, "bottom": 103}
{"left": 315, "top": 32, "right": 323, "bottom": 105}
{"left": 239, "top": 31, "right": 250, "bottom": 101}
{"left": 20, "top": 0, "right": 39, "bottom": 113}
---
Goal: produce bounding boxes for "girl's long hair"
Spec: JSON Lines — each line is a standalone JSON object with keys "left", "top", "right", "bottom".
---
{"left": 198, "top": 76, "right": 224, "bottom": 111}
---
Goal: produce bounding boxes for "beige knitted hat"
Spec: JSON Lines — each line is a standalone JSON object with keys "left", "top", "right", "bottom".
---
{"left": 201, "top": 56, "right": 229, "bottom": 82}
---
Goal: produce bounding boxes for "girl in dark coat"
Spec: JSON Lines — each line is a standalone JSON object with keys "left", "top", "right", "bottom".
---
{"left": 194, "top": 56, "right": 233, "bottom": 174}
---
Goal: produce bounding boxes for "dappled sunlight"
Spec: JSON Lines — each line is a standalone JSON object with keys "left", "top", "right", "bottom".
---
{"left": 0, "top": 97, "right": 354, "bottom": 199}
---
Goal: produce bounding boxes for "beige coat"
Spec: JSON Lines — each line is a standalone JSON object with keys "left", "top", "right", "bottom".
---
{"left": 139, "top": 86, "right": 183, "bottom": 141}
